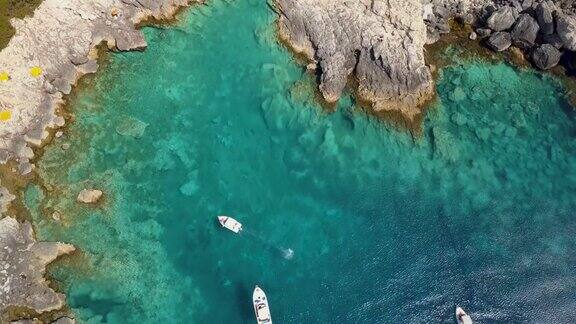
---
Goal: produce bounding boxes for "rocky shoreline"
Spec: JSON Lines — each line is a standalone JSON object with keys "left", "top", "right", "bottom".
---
{"left": 0, "top": 0, "right": 199, "bottom": 322}
{"left": 274, "top": 0, "right": 576, "bottom": 122}
{"left": 1, "top": 0, "right": 576, "bottom": 322}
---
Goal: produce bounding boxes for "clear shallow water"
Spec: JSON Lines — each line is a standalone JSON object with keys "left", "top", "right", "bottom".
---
{"left": 25, "top": 0, "right": 576, "bottom": 323}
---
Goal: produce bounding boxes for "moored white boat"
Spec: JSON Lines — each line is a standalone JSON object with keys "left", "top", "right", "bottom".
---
{"left": 253, "top": 286, "right": 272, "bottom": 324}
{"left": 456, "top": 307, "right": 473, "bottom": 324}
{"left": 217, "top": 216, "right": 242, "bottom": 233}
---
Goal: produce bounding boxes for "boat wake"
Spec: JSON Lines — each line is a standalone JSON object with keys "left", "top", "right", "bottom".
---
{"left": 242, "top": 229, "right": 294, "bottom": 260}
{"left": 281, "top": 248, "right": 294, "bottom": 260}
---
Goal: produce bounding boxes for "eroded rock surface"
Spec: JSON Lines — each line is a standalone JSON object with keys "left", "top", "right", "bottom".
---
{"left": 0, "top": 0, "right": 198, "bottom": 174}
{"left": 275, "top": 0, "right": 435, "bottom": 120}
{"left": 0, "top": 217, "right": 75, "bottom": 314}
{"left": 276, "top": 0, "right": 576, "bottom": 114}
{"left": 275, "top": 0, "right": 489, "bottom": 121}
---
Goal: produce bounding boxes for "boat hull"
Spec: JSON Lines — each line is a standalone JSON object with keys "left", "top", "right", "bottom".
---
{"left": 456, "top": 307, "right": 473, "bottom": 324}
{"left": 217, "top": 216, "right": 242, "bottom": 233}
{"left": 253, "top": 286, "right": 272, "bottom": 324}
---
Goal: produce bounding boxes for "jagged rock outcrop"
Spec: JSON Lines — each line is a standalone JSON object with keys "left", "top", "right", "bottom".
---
{"left": 0, "top": 0, "right": 199, "bottom": 174}
{"left": 275, "top": 0, "right": 576, "bottom": 116}
{"left": 0, "top": 217, "right": 75, "bottom": 314}
{"left": 511, "top": 13, "right": 539, "bottom": 48}
{"left": 488, "top": 31, "right": 513, "bottom": 51}
{"left": 275, "top": 0, "right": 437, "bottom": 120}
{"left": 273, "top": 0, "right": 495, "bottom": 121}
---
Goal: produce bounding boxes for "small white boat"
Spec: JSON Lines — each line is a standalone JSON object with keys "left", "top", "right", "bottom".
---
{"left": 253, "top": 286, "right": 272, "bottom": 324}
{"left": 456, "top": 307, "right": 473, "bottom": 324}
{"left": 218, "top": 216, "right": 242, "bottom": 233}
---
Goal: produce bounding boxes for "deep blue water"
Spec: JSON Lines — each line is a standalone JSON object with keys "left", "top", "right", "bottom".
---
{"left": 25, "top": 0, "right": 576, "bottom": 323}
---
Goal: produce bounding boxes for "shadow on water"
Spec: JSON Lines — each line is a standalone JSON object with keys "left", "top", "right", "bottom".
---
{"left": 234, "top": 282, "right": 254, "bottom": 321}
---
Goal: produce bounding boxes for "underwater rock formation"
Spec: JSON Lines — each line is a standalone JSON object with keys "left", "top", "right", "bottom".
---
{"left": 0, "top": 217, "right": 75, "bottom": 314}
{"left": 76, "top": 188, "right": 103, "bottom": 204}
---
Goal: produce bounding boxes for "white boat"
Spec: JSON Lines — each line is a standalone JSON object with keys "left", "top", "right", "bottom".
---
{"left": 217, "top": 216, "right": 242, "bottom": 233}
{"left": 456, "top": 307, "right": 473, "bottom": 324}
{"left": 253, "top": 286, "right": 272, "bottom": 324}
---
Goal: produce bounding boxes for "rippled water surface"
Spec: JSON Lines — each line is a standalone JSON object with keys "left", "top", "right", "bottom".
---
{"left": 27, "top": 0, "right": 576, "bottom": 322}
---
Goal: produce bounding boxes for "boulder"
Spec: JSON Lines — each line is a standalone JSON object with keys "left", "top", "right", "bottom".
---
{"left": 557, "top": 13, "right": 576, "bottom": 51}
{"left": 536, "top": 1, "right": 556, "bottom": 35}
{"left": 487, "top": 31, "right": 512, "bottom": 51}
{"left": 486, "top": 6, "right": 517, "bottom": 32}
{"left": 511, "top": 13, "right": 540, "bottom": 48}
{"left": 521, "top": 0, "right": 534, "bottom": 10}
{"left": 476, "top": 28, "right": 492, "bottom": 38}
{"left": 77, "top": 189, "right": 103, "bottom": 204}
{"left": 532, "top": 44, "right": 562, "bottom": 69}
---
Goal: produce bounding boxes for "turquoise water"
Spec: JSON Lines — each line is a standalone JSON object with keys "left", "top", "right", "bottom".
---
{"left": 26, "top": 0, "right": 576, "bottom": 322}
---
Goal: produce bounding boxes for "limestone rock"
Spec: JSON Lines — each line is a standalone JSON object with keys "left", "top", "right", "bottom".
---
{"left": 487, "top": 31, "right": 512, "bottom": 51}
{"left": 0, "top": 187, "right": 16, "bottom": 213}
{"left": 0, "top": 217, "right": 75, "bottom": 314}
{"left": 0, "top": 0, "right": 197, "bottom": 173}
{"left": 486, "top": 6, "right": 517, "bottom": 31}
{"left": 77, "top": 189, "right": 103, "bottom": 204}
{"left": 557, "top": 13, "right": 576, "bottom": 51}
{"left": 275, "top": 0, "right": 435, "bottom": 121}
{"left": 511, "top": 13, "right": 539, "bottom": 48}
{"left": 532, "top": 44, "right": 562, "bottom": 69}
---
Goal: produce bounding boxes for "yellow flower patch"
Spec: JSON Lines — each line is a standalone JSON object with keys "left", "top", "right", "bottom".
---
{"left": 0, "top": 110, "right": 12, "bottom": 121}
{"left": 0, "top": 72, "right": 9, "bottom": 82}
{"left": 30, "top": 66, "right": 43, "bottom": 78}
